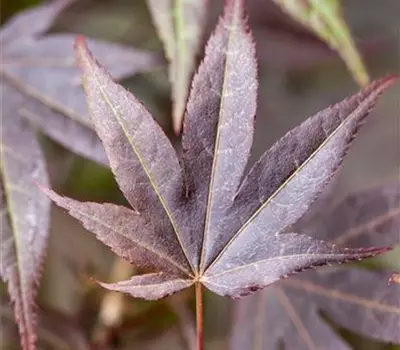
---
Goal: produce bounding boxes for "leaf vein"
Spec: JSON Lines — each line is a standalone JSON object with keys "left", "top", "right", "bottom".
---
{"left": 90, "top": 69, "right": 195, "bottom": 273}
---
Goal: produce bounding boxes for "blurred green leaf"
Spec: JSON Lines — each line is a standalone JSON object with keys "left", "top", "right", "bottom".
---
{"left": 272, "top": 0, "right": 370, "bottom": 86}
{"left": 146, "top": 0, "right": 208, "bottom": 134}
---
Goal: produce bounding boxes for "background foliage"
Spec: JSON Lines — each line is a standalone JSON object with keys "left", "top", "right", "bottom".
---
{"left": 0, "top": 0, "right": 399, "bottom": 349}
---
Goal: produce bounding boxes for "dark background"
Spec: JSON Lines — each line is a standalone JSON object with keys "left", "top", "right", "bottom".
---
{"left": 1, "top": 0, "right": 399, "bottom": 349}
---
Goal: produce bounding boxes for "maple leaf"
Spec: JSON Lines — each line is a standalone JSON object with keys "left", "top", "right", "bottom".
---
{"left": 0, "top": 0, "right": 162, "bottom": 166}
{"left": 0, "top": 81, "right": 50, "bottom": 350}
{"left": 146, "top": 0, "right": 208, "bottom": 134}
{"left": 301, "top": 182, "right": 400, "bottom": 247}
{"left": 42, "top": 0, "right": 395, "bottom": 302}
{"left": 0, "top": 1, "right": 161, "bottom": 348}
{"left": 231, "top": 183, "right": 400, "bottom": 349}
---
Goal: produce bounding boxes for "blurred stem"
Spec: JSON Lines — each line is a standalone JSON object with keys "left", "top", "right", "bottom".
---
{"left": 195, "top": 282, "right": 203, "bottom": 350}
{"left": 94, "top": 258, "right": 133, "bottom": 345}
{"left": 168, "top": 294, "right": 196, "bottom": 350}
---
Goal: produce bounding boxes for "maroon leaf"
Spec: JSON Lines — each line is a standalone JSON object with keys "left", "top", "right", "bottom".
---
{"left": 0, "top": 81, "right": 50, "bottom": 349}
{"left": 40, "top": 188, "right": 190, "bottom": 276}
{"left": 202, "top": 237, "right": 387, "bottom": 298}
{"left": 182, "top": 0, "right": 258, "bottom": 271}
{"left": 231, "top": 278, "right": 351, "bottom": 350}
{"left": 99, "top": 273, "right": 193, "bottom": 300}
{"left": 232, "top": 268, "right": 400, "bottom": 349}
{"left": 230, "top": 184, "right": 400, "bottom": 348}
{"left": 0, "top": 0, "right": 72, "bottom": 45}
{"left": 0, "top": 0, "right": 162, "bottom": 165}
{"left": 44, "top": 0, "right": 394, "bottom": 301}
{"left": 0, "top": 295, "right": 90, "bottom": 350}
{"left": 284, "top": 269, "right": 400, "bottom": 343}
{"left": 302, "top": 182, "right": 400, "bottom": 247}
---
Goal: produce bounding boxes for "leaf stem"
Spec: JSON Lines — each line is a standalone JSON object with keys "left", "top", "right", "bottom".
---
{"left": 195, "top": 282, "right": 204, "bottom": 350}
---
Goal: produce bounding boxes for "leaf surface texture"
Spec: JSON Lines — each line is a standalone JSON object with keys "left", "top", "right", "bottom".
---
{"left": 45, "top": 0, "right": 396, "bottom": 300}
{"left": 231, "top": 184, "right": 400, "bottom": 349}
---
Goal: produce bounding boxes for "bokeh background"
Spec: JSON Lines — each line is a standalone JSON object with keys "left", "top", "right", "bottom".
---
{"left": 1, "top": 0, "right": 399, "bottom": 349}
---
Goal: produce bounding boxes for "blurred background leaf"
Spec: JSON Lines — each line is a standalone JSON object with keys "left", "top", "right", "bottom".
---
{"left": 271, "top": 0, "right": 369, "bottom": 86}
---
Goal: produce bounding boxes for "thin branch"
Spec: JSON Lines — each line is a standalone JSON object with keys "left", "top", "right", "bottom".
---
{"left": 195, "top": 282, "right": 204, "bottom": 350}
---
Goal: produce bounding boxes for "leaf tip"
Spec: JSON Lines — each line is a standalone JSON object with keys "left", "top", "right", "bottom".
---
{"left": 35, "top": 182, "right": 50, "bottom": 194}
{"left": 349, "top": 73, "right": 398, "bottom": 113}
{"left": 357, "top": 246, "right": 392, "bottom": 259}
{"left": 34, "top": 181, "right": 51, "bottom": 196}
{"left": 362, "top": 74, "right": 398, "bottom": 95}
{"left": 74, "top": 34, "right": 87, "bottom": 50}
{"left": 367, "top": 74, "right": 398, "bottom": 98}
{"left": 74, "top": 35, "right": 99, "bottom": 76}
{"left": 73, "top": 35, "right": 89, "bottom": 65}
{"left": 73, "top": 35, "right": 99, "bottom": 101}
{"left": 35, "top": 184, "right": 64, "bottom": 206}
{"left": 378, "top": 73, "right": 398, "bottom": 87}
{"left": 172, "top": 109, "right": 184, "bottom": 135}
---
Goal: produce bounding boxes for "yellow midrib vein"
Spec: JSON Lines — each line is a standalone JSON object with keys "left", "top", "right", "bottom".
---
{"left": 199, "top": 5, "right": 238, "bottom": 274}
{"left": 205, "top": 88, "right": 378, "bottom": 273}
{"left": 203, "top": 253, "right": 362, "bottom": 279}
{"left": 66, "top": 203, "right": 193, "bottom": 277}
{"left": 104, "top": 278, "right": 193, "bottom": 289}
{"left": 88, "top": 64, "right": 194, "bottom": 273}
